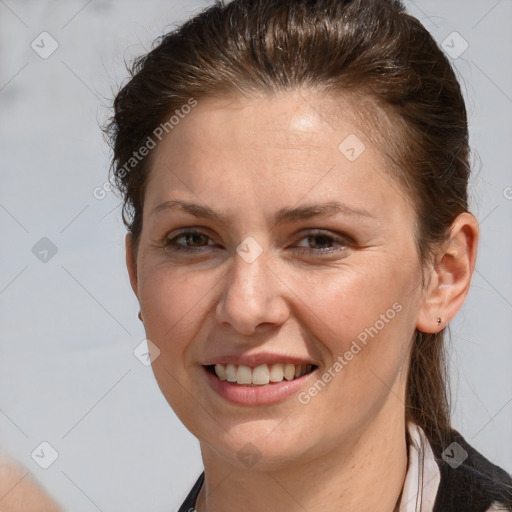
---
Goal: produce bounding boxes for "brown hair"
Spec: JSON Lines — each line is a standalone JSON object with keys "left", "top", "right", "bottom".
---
{"left": 104, "top": 0, "right": 471, "bottom": 451}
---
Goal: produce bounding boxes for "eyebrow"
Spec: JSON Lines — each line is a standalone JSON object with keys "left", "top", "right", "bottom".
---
{"left": 150, "top": 199, "right": 375, "bottom": 224}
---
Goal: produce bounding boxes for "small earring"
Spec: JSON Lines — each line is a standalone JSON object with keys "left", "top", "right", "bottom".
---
{"left": 138, "top": 311, "right": 143, "bottom": 322}
{"left": 436, "top": 317, "right": 442, "bottom": 326}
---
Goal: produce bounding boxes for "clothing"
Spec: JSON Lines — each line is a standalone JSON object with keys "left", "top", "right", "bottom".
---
{"left": 177, "top": 423, "right": 512, "bottom": 511}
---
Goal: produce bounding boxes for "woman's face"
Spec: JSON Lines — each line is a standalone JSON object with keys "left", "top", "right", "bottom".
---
{"left": 126, "top": 90, "right": 429, "bottom": 469}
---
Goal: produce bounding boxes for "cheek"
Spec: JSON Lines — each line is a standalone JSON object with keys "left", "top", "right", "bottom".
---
{"left": 290, "top": 258, "right": 417, "bottom": 413}
{"left": 138, "top": 266, "right": 218, "bottom": 357}
{"left": 290, "top": 265, "right": 414, "bottom": 429}
{"left": 293, "top": 259, "right": 413, "bottom": 350}
{"left": 138, "top": 266, "right": 220, "bottom": 425}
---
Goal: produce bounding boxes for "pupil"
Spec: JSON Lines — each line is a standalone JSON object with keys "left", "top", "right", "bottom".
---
{"left": 189, "top": 233, "right": 205, "bottom": 246}
{"left": 312, "top": 235, "right": 329, "bottom": 248}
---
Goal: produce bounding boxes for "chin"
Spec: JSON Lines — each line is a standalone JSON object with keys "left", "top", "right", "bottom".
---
{"left": 197, "top": 419, "right": 320, "bottom": 470}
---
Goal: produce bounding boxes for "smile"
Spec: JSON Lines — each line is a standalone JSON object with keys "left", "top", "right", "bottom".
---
{"left": 208, "top": 363, "right": 315, "bottom": 386}
{"left": 203, "top": 362, "right": 319, "bottom": 406}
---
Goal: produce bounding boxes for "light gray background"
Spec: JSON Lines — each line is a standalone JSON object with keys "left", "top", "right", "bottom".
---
{"left": 0, "top": 1, "right": 510, "bottom": 511}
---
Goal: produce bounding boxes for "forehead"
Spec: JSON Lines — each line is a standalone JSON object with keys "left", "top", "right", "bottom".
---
{"left": 144, "top": 90, "right": 414, "bottom": 225}
{"left": 158, "top": 90, "right": 372, "bottom": 150}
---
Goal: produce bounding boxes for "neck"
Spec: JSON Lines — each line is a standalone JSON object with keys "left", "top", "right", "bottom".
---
{"left": 195, "top": 402, "right": 409, "bottom": 512}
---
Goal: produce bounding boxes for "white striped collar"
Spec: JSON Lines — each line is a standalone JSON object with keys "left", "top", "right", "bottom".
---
{"left": 398, "top": 423, "right": 506, "bottom": 512}
{"left": 398, "top": 422, "right": 441, "bottom": 512}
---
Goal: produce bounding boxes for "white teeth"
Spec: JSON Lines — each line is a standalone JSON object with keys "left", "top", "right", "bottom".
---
{"left": 215, "top": 364, "right": 226, "bottom": 381}
{"left": 284, "top": 363, "right": 295, "bottom": 381}
{"left": 225, "top": 363, "right": 237, "bottom": 382}
{"left": 211, "top": 362, "right": 314, "bottom": 386}
{"left": 269, "top": 363, "right": 284, "bottom": 382}
{"left": 252, "top": 365, "right": 270, "bottom": 385}
{"left": 236, "top": 365, "right": 252, "bottom": 385}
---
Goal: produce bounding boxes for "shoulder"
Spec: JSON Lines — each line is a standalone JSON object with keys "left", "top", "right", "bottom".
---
{"left": 430, "top": 429, "right": 512, "bottom": 512}
{"left": 0, "top": 457, "right": 62, "bottom": 512}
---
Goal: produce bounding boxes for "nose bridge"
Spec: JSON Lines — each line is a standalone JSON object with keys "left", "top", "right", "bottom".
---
{"left": 215, "top": 243, "right": 288, "bottom": 334}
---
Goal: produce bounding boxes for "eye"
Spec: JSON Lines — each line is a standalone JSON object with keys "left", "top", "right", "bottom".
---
{"left": 293, "top": 230, "right": 351, "bottom": 256}
{"left": 163, "top": 229, "right": 217, "bottom": 253}
{"left": 162, "top": 228, "right": 351, "bottom": 257}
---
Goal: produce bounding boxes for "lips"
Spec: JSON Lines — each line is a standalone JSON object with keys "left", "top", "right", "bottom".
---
{"left": 203, "top": 363, "right": 318, "bottom": 406}
{"left": 201, "top": 351, "right": 319, "bottom": 404}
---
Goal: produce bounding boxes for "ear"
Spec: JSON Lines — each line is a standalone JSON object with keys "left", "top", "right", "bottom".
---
{"left": 125, "top": 233, "right": 139, "bottom": 300}
{"left": 416, "top": 212, "right": 479, "bottom": 333}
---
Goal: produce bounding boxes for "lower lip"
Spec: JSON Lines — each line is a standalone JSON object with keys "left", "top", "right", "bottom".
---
{"left": 203, "top": 366, "right": 317, "bottom": 405}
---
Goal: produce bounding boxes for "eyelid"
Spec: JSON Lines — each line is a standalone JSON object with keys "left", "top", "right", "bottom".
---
{"left": 294, "top": 228, "right": 354, "bottom": 245}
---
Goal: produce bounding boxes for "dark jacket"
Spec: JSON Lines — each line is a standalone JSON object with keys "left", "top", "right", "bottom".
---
{"left": 432, "top": 429, "right": 512, "bottom": 511}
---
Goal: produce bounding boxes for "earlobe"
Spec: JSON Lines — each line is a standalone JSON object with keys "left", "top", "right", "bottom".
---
{"left": 125, "top": 233, "right": 139, "bottom": 299}
{"left": 416, "top": 212, "right": 479, "bottom": 333}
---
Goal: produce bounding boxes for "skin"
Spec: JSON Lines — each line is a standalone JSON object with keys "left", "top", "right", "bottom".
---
{"left": 0, "top": 458, "right": 62, "bottom": 512}
{"left": 125, "top": 89, "right": 478, "bottom": 512}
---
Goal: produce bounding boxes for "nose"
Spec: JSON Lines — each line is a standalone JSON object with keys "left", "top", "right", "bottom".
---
{"left": 215, "top": 250, "right": 290, "bottom": 337}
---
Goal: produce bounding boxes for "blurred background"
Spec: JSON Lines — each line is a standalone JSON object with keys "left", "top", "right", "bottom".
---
{"left": 0, "top": 0, "right": 511, "bottom": 510}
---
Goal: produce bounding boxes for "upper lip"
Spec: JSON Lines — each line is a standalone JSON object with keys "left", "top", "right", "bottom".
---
{"left": 202, "top": 352, "right": 317, "bottom": 367}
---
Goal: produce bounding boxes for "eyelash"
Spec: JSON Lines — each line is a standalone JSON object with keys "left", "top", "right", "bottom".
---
{"left": 162, "top": 229, "right": 351, "bottom": 256}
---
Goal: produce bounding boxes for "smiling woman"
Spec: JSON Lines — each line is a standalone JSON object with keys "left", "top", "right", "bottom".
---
{"left": 103, "top": 0, "right": 512, "bottom": 511}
